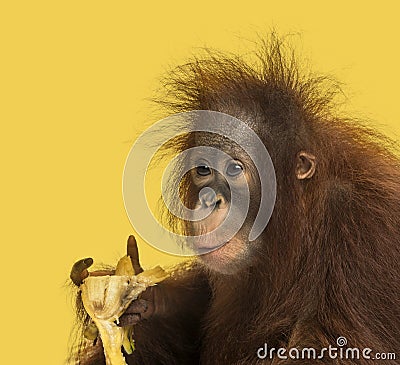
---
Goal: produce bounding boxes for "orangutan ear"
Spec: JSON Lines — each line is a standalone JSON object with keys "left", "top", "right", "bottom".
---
{"left": 295, "top": 151, "right": 316, "bottom": 180}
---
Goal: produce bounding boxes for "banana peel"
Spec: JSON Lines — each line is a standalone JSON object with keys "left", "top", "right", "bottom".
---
{"left": 80, "top": 255, "right": 168, "bottom": 365}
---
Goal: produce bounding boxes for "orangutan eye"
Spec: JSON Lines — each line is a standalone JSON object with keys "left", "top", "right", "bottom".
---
{"left": 226, "top": 162, "right": 243, "bottom": 177}
{"left": 196, "top": 165, "right": 211, "bottom": 176}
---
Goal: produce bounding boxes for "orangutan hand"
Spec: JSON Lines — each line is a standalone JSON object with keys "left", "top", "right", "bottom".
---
{"left": 70, "top": 235, "right": 156, "bottom": 326}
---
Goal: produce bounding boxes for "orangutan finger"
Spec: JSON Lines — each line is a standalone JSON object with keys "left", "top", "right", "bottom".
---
{"left": 89, "top": 269, "right": 115, "bottom": 277}
{"left": 124, "top": 299, "right": 149, "bottom": 314}
{"left": 118, "top": 313, "right": 141, "bottom": 327}
{"left": 70, "top": 257, "right": 93, "bottom": 285}
{"left": 127, "top": 235, "right": 143, "bottom": 274}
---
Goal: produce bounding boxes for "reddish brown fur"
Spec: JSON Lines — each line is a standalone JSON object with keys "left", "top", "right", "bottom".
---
{"left": 74, "top": 35, "right": 400, "bottom": 364}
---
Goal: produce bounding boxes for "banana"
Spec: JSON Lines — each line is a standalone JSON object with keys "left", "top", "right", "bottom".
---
{"left": 115, "top": 256, "right": 135, "bottom": 276}
{"left": 79, "top": 254, "right": 168, "bottom": 365}
{"left": 121, "top": 326, "right": 134, "bottom": 355}
{"left": 83, "top": 321, "right": 99, "bottom": 341}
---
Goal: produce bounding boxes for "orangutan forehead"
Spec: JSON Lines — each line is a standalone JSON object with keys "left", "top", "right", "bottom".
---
{"left": 190, "top": 132, "right": 255, "bottom": 161}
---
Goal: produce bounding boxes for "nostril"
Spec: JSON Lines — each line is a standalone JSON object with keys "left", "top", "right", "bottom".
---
{"left": 202, "top": 196, "right": 217, "bottom": 208}
{"left": 199, "top": 187, "right": 217, "bottom": 208}
{"left": 200, "top": 195, "right": 226, "bottom": 209}
{"left": 198, "top": 188, "right": 227, "bottom": 209}
{"left": 216, "top": 196, "right": 228, "bottom": 209}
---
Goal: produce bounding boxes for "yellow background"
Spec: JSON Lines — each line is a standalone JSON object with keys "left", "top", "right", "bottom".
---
{"left": 1, "top": 1, "right": 399, "bottom": 364}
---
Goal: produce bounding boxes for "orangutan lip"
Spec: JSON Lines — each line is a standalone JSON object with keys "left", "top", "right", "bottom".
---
{"left": 196, "top": 246, "right": 223, "bottom": 255}
{"left": 193, "top": 240, "right": 227, "bottom": 254}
